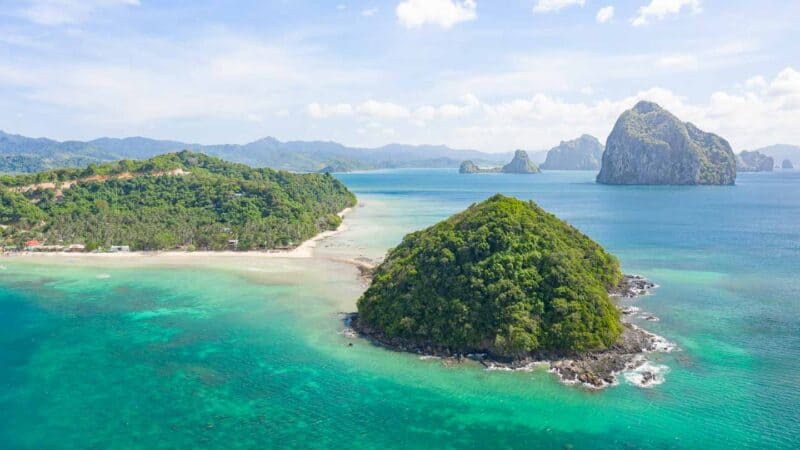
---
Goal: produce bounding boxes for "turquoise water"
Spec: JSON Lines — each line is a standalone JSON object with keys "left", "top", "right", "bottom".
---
{"left": 2, "top": 169, "right": 799, "bottom": 448}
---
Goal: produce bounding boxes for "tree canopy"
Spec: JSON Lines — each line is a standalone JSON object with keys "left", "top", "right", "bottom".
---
{"left": 0, "top": 151, "right": 356, "bottom": 251}
{"left": 357, "top": 194, "right": 623, "bottom": 358}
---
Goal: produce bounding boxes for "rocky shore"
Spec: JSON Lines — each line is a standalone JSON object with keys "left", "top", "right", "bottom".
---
{"left": 344, "top": 274, "right": 673, "bottom": 389}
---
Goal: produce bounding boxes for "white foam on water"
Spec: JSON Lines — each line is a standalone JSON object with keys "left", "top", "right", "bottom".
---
{"left": 337, "top": 328, "right": 358, "bottom": 338}
{"left": 623, "top": 361, "right": 669, "bottom": 388}
{"left": 96, "top": 273, "right": 111, "bottom": 279}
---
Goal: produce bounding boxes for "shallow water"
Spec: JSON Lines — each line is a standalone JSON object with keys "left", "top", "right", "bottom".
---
{"left": 1, "top": 169, "right": 799, "bottom": 448}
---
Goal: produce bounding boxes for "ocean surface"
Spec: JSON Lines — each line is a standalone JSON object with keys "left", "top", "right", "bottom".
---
{"left": 1, "top": 169, "right": 799, "bottom": 449}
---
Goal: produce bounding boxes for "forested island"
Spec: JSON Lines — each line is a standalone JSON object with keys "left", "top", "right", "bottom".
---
{"left": 351, "top": 194, "right": 668, "bottom": 387}
{"left": 0, "top": 151, "right": 356, "bottom": 251}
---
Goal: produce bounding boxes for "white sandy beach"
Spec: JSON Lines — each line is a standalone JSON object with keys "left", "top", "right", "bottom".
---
{"left": 3, "top": 207, "right": 354, "bottom": 261}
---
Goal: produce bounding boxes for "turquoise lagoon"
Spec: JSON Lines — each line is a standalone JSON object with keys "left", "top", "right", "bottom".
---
{"left": 1, "top": 169, "right": 799, "bottom": 448}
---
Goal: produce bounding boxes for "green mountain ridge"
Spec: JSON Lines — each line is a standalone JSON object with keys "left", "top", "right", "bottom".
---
{"left": 0, "top": 130, "right": 514, "bottom": 173}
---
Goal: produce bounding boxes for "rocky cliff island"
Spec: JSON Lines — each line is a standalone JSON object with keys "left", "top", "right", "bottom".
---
{"left": 350, "top": 194, "right": 670, "bottom": 388}
{"left": 782, "top": 159, "right": 794, "bottom": 169}
{"left": 459, "top": 160, "right": 500, "bottom": 174}
{"left": 459, "top": 150, "right": 540, "bottom": 174}
{"left": 541, "top": 135, "right": 604, "bottom": 170}
{"left": 737, "top": 151, "right": 774, "bottom": 172}
{"left": 597, "top": 101, "right": 736, "bottom": 185}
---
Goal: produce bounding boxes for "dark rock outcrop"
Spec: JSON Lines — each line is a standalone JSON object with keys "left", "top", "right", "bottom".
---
{"left": 541, "top": 135, "right": 604, "bottom": 170}
{"left": 459, "top": 151, "right": 539, "bottom": 174}
{"left": 501, "top": 150, "right": 541, "bottom": 174}
{"left": 736, "top": 151, "right": 774, "bottom": 172}
{"left": 458, "top": 160, "right": 500, "bottom": 174}
{"left": 597, "top": 101, "right": 736, "bottom": 185}
{"left": 782, "top": 159, "right": 794, "bottom": 169}
{"left": 318, "top": 160, "right": 354, "bottom": 173}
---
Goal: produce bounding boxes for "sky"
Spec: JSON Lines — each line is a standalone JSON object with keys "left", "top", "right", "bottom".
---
{"left": 0, "top": 0, "right": 799, "bottom": 152}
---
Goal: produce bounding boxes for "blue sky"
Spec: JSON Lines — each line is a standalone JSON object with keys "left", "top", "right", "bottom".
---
{"left": 1, "top": 0, "right": 798, "bottom": 152}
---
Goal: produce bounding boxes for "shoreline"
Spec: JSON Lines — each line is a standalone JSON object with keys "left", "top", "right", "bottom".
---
{"left": 2, "top": 207, "right": 353, "bottom": 260}
{"left": 345, "top": 274, "right": 674, "bottom": 389}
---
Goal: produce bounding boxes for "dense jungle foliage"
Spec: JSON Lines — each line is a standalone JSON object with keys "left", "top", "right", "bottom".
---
{"left": 357, "top": 194, "right": 623, "bottom": 357}
{"left": 0, "top": 151, "right": 356, "bottom": 250}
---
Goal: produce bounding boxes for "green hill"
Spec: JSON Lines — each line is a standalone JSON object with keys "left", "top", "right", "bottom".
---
{"left": 356, "top": 194, "right": 623, "bottom": 358}
{"left": 0, "top": 151, "right": 355, "bottom": 251}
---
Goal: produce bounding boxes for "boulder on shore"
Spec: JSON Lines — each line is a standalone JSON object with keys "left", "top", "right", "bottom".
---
{"left": 597, "top": 101, "right": 736, "bottom": 185}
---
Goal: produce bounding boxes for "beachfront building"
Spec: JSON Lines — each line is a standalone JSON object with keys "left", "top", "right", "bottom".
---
{"left": 24, "top": 240, "right": 43, "bottom": 251}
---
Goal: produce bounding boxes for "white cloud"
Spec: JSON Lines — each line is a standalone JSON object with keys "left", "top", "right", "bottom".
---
{"left": 307, "top": 103, "right": 354, "bottom": 119}
{"left": 0, "top": 30, "right": 380, "bottom": 133}
{"left": 533, "top": 0, "right": 585, "bottom": 14}
{"left": 336, "top": 4, "right": 347, "bottom": 10}
{"left": 631, "top": 0, "right": 701, "bottom": 27}
{"left": 18, "top": 0, "right": 140, "bottom": 26}
{"left": 356, "top": 100, "right": 410, "bottom": 119}
{"left": 596, "top": 6, "right": 614, "bottom": 23}
{"left": 362, "top": 7, "right": 378, "bottom": 17}
{"left": 440, "top": 41, "right": 758, "bottom": 100}
{"left": 743, "top": 75, "right": 767, "bottom": 91}
{"left": 768, "top": 67, "right": 800, "bottom": 97}
{"left": 656, "top": 54, "right": 698, "bottom": 70}
{"left": 396, "top": 0, "right": 477, "bottom": 29}
{"left": 304, "top": 68, "right": 800, "bottom": 152}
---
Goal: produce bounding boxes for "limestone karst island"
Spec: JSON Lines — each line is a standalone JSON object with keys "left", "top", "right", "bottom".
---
{"left": 597, "top": 101, "right": 737, "bottom": 185}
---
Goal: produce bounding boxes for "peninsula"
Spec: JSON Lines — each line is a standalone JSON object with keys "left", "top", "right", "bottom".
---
{"left": 0, "top": 151, "right": 356, "bottom": 251}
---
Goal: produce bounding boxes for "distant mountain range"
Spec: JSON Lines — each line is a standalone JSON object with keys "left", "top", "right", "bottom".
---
{"left": 0, "top": 130, "right": 523, "bottom": 173}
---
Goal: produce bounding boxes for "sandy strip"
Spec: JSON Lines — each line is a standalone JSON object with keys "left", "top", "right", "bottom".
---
{"left": 3, "top": 207, "right": 353, "bottom": 260}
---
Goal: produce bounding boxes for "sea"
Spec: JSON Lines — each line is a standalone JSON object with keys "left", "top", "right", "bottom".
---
{"left": 1, "top": 169, "right": 798, "bottom": 449}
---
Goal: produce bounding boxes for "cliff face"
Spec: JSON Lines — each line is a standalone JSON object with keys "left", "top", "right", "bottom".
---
{"left": 596, "top": 101, "right": 736, "bottom": 185}
{"left": 459, "top": 160, "right": 500, "bottom": 174}
{"left": 501, "top": 150, "right": 541, "bottom": 174}
{"left": 459, "top": 160, "right": 480, "bottom": 173}
{"left": 737, "top": 151, "right": 774, "bottom": 172}
{"left": 541, "top": 135, "right": 604, "bottom": 170}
